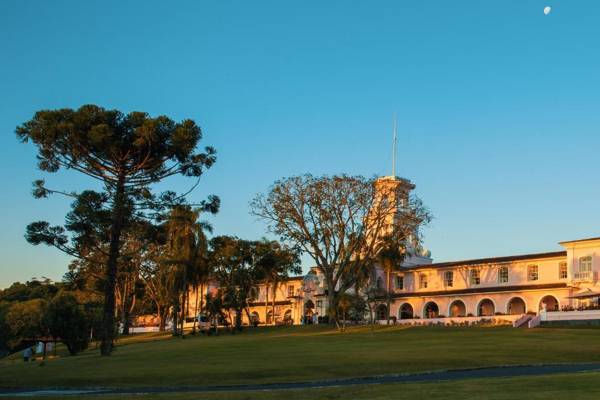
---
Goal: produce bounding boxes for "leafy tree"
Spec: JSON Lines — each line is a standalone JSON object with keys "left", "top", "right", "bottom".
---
{"left": 335, "top": 293, "right": 356, "bottom": 332}
{"left": 17, "top": 105, "right": 218, "bottom": 355}
{"left": 0, "top": 303, "right": 11, "bottom": 356}
{"left": 209, "top": 236, "right": 257, "bottom": 331}
{"left": 254, "top": 239, "right": 301, "bottom": 325}
{"left": 44, "top": 292, "right": 89, "bottom": 355}
{"left": 139, "top": 244, "right": 172, "bottom": 331}
{"left": 204, "top": 291, "right": 225, "bottom": 333}
{"left": 251, "top": 175, "right": 430, "bottom": 326}
{"left": 0, "top": 279, "right": 60, "bottom": 303}
{"left": 5, "top": 299, "right": 47, "bottom": 349}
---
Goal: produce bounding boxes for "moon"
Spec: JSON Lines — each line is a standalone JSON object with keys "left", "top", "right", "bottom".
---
{"left": 544, "top": 6, "right": 552, "bottom": 15}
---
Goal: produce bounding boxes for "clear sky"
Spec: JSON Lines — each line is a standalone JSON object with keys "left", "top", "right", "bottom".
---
{"left": 1, "top": 1, "right": 599, "bottom": 288}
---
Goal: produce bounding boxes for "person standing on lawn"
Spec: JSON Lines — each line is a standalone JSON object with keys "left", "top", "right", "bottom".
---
{"left": 23, "top": 347, "right": 33, "bottom": 362}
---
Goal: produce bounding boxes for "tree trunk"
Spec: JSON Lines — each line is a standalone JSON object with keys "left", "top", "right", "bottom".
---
{"left": 180, "top": 285, "right": 187, "bottom": 337}
{"left": 264, "top": 283, "right": 269, "bottom": 325}
{"left": 199, "top": 282, "right": 204, "bottom": 313}
{"left": 235, "top": 308, "right": 242, "bottom": 331}
{"left": 100, "top": 174, "right": 127, "bottom": 356}
{"left": 192, "top": 286, "right": 199, "bottom": 334}
{"left": 172, "top": 302, "right": 179, "bottom": 336}
{"left": 271, "top": 283, "right": 277, "bottom": 326}
{"left": 121, "top": 280, "right": 134, "bottom": 336}
{"left": 386, "top": 266, "right": 391, "bottom": 325}
{"left": 244, "top": 307, "right": 254, "bottom": 327}
{"left": 327, "top": 290, "right": 337, "bottom": 326}
{"left": 157, "top": 305, "right": 166, "bottom": 332}
{"left": 122, "top": 303, "right": 130, "bottom": 335}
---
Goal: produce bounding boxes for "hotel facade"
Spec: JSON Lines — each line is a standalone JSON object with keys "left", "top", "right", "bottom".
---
{"left": 186, "top": 176, "right": 600, "bottom": 328}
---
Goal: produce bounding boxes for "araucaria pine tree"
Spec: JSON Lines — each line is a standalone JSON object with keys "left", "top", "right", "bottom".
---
{"left": 17, "top": 105, "right": 219, "bottom": 355}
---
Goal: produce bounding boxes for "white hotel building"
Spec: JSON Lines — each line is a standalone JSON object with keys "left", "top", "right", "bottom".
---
{"left": 188, "top": 176, "right": 600, "bottom": 328}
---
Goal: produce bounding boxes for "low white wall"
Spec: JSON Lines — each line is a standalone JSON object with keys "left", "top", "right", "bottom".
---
{"left": 543, "top": 309, "right": 600, "bottom": 321}
{"left": 378, "top": 314, "right": 521, "bottom": 326}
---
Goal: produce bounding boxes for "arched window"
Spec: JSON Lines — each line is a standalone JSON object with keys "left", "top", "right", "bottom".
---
{"left": 478, "top": 299, "right": 495, "bottom": 316}
{"left": 249, "top": 287, "right": 259, "bottom": 301}
{"left": 376, "top": 304, "right": 388, "bottom": 320}
{"left": 507, "top": 297, "right": 526, "bottom": 315}
{"left": 580, "top": 256, "right": 592, "bottom": 271}
{"left": 576, "top": 256, "right": 593, "bottom": 280}
{"left": 539, "top": 295, "right": 559, "bottom": 311}
{"left": 423, "top": 302, "right": 439, "bottom": 319}
{"left": 449, "top": 300, "right": 466, "bottom": 317}
{"left": 399, "top": 303, "right": 413, "bottom": 319}
{"left": 376, "top": 277, "right": 383, "bottom": 290}
{"left": 283, "top": 309, "right": 293, "bottom": 325}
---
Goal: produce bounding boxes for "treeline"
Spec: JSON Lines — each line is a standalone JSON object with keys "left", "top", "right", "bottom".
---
{"left": 13, "top": 105, "right": 431, "bottom": 357}
{"left": 0, "top": 280, "right": 92, "bottom": 356}
{"left": 1, "top": 210, "right": 301, "bottom": 357}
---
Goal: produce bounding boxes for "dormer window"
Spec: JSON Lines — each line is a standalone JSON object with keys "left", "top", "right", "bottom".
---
{"left": 470, "top": 269, "right": 480, "bottom": 285}
{"left": 419, "top": 274, "right": 428, "bottom": 289}
{"left": 498, "top": 266, "right": 509, "bottom": 283}
{"left": 443, "top": 271, "right": 453, "bottom": 287}
{"left": 395, "top": 275, "right": 404, "bottom": 290}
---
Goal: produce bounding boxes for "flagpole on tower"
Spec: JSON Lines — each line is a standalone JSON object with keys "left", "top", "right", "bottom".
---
{"left": 392, "top": 112, "right": 397, "bottom": 178}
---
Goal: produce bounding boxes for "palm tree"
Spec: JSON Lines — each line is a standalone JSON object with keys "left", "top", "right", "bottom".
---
{"left": 377, "top": 238, "right": 406, "bottom": 325}
{"left": 163, "top": 206, "right": 212, "bottom": 336}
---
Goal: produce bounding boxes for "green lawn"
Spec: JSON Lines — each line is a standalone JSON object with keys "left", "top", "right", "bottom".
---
{"left": 3, "top": 372, "right": 600, "bottom": 400}
{"left": 2, "top": 324, "right": 600, "bottom": 392}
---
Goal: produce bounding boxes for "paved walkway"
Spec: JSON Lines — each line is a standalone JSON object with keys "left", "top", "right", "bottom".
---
{"left": 3, "top": 363, "right": 600, "bottom": 397}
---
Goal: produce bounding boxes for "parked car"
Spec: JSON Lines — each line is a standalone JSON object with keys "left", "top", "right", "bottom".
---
{"left": 196, "top": 313, "right": 211, "bottom": 333}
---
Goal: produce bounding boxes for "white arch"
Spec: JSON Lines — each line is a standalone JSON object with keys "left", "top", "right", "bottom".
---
{"left": 506, "top": 296, "right": 528, "bottom": 314}
{"left": 398, "top": 302, "right": 414, "bottom": 319}
{"left": 476, "top": 298, "right": 496, "bottom": 316}
{"left": 538, "top": 294, "right": 560, "bottom": 311}
{"left": 447, "top": 298, "right": 467, "bottom": 317}
{"left": 422, "top": 301, "right": 439, "bottom": 319}
{"left": 376, "top": 303, "right": 388, "bottom": 320}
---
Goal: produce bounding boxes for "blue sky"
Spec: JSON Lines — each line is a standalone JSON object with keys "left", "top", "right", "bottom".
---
{"left": 1, "top": 1, "right": 599, "bottom": 287}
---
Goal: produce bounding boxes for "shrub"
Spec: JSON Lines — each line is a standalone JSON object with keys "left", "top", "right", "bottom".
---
{"left": 44, "top": 293, "right": 89, "bottom": 355}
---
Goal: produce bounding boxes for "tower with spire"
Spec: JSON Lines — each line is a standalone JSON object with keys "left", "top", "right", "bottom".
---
{"left": 372, "top": 114, "right": 432, "bottom": 266}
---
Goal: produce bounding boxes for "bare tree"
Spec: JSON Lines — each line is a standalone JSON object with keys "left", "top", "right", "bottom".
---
{"left": 251, "top": 174, "right": 430, "bottom": 326}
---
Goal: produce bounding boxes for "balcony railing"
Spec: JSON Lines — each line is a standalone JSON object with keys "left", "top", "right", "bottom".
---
{"left": 573, "top": 271, "right": 594, "bottom": 281}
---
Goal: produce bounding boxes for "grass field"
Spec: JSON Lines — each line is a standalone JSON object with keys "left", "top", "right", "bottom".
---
{"left": 2, "top": 324, "right": 600, "bottom": 398}
{"left": 4, "top": 372, "right": 600, "bottom": 400}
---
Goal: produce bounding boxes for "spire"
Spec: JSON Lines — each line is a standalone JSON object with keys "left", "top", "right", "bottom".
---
{"left": 392, "top": 112, "right": 397, "bottom": 178}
